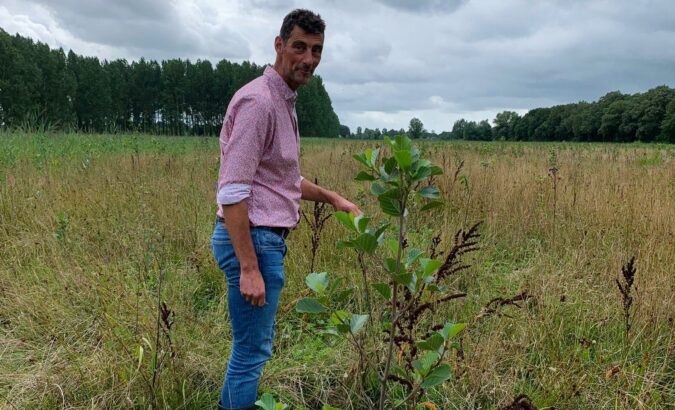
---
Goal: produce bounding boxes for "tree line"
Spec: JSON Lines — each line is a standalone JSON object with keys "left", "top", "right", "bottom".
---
{"left": 346, "top": 86, "right": 675, "bottom": 143}
{"left": 0, "top": 28, "right": 340, "bottom": 137}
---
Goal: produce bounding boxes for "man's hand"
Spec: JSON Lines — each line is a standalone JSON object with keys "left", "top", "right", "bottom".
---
{"left": 240, "top": 268, "right": 266, "bottom": 307}
{"left": 331, "top": 194, "right": 362, "bottom": 216}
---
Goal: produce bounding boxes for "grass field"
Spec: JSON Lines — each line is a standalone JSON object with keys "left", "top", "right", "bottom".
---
{"left": 0, "top": 133, "right": 673, "bottom": 409}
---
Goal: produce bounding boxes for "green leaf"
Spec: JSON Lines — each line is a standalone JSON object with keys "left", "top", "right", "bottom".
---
{"left": 378, "top": 188, "right": 402, "bottom": 216}
{"left": 334, "top": 288, "right": 354, "bottom": 304}
{"left": 373, "top": 223, "right": 390, "bottom": 240}
{"left": 417, "top": 333, "right": 444, "bottom": 351}
{"left": 394, "top": 149, "right": 413, "bottom": 170}
{"left": 334, "top": 211, "right": 356, "bottom": 232}
{"left": 430, "top": 165, "right": 443, "bottom": 176}
{"left": 371, "top": 182, "right": 386, "bottom": 196}
{"left": 395, "top": 134, "right": 412, "bottom": 151}
{"left": 393, "top": 272, "right": 413, "bottom": 286}
{"left": 353, "top": 152, "right": 371, "bottom": 169}
{"left": 322, "top": 406, "right": 342, "bottom": 410}
{"left": 369, "top": 148, "right": 380, "bottom": 166}
{"left": 305, "top": 272, "right": 329, "bottom": 295}
{"left": 349, "top": 314, "right": 369, "bottom": 333}
{"left": 296, "top": 298, "right": 327, "bottom": 314}
{"left": 255, "top": 393, "right": 277, "bottom": 410}
{"left": 372, "top": 283, "right": 391, "bottom": 300}
{"left": 355, "top": 171, "right": 376, "bottom": 181}
{"left": 350, "top": 233, "right": 379, "bottom": 254}
{"left": 421, "top": 364, "right": 452, "bottom": 388}
{"left": 405, "top": 248, "right": 424, "bottom": 268}
{"left": 354, "top": 215, "right": 370, "bottom": 233}
{"left": 418, "top": 186, "right": 440, "bottom": 200}
{"left": 440, "top": 322, "right": 466, "bottom": 341}
{"left": 329, "top": 310, "right": 350, "bottom": 325}
{"left": 420, "top": 200, "right": 443, "bottom": 211}
{"left": 383, "top": 157, "right": 398, "bottom": 174}
{"left": 420, "top": 258, "right": 443, "bottom": 277}
{"left": 385, "top": 238, "right": 399, "bottom": 254}
{"left": 412, "top": 351, "right": 440, "bottom": 375}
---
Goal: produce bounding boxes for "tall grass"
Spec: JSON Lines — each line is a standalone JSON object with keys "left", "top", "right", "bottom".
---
{"left": 0, "top": 133, "right": 673, "bottom": 409}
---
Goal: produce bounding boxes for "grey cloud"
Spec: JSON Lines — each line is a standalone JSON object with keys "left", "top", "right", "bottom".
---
{"left": 23, "top": 0, "right": 250, "bottom": 60}
{"left": 374, "top": 0, "right": 466, "bottom": 13}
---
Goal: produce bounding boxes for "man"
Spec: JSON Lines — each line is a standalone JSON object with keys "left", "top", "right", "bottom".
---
{"left": 211, "top": 9, "right": 361, "bottom": 410}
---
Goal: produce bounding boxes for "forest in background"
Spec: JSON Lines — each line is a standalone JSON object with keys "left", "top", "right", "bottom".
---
{"left": 0, "top": 29, "right": 340, "bottom": 137}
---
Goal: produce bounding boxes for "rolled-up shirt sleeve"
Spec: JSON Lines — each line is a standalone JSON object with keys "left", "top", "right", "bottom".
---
{"left": 217, "top": 96, "right": 272, "bottom": 206}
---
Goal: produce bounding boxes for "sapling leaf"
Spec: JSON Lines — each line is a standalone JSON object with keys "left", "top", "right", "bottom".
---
{"left": 394, "top": 149, "right": 413, "bottom": 170}
{"left": 305, "top": 272, "right": 329, "bottom": 295}
{"left": 395, "top": 134, "right": 412, "bottom": 151}
{"left": 322, "top": 406, "right": 342, "bottom": 410}
{"left": 349, "top": 314, "right": 369, "bottom": 333}
{"left": 355, "top": 171, "right": 376, "bottom": 181}
{"left": 393, "top": 272, "right": 413, "bottom": 286}
{"left": 412, "top": 351, "right": 440, "bottom": 376}
{"left": 420, "top": 201, "right": 443, "bottom": 211}
{"left": 420, "top": 258, "right": 443, "bottom": 276}
{"left": 373, "top": 223, "right": 390, "bottom": 241}
{"left": 440, "top": 322, "right": 466, "bottom": 341}
{"left": 405, "top": 248, "right": 424, "bottom": 268}
{"left": 430, "top": 165, "right": 443, "bottom": 176}
{"left": 354, "top": 215, "right": 370, "bottom": 233}
{"left": 421, "top": 364, "right": 452, "bottom": 388}
{"left": 334, "top": 288, "right": 354, "bottom": 304}
{"left": 255, "top": 393, "right": 277, "bottom": 410}
{"left": 385, "top": 238, "right": 399, "bottom": 254}
{"left": 383, "top": 157, "right": 398, "bottom": 174}
{"left": 353, "top": 153, "right": 371, "bottom": 169}
{"left": 296, "top": 298, "right": 327, "bottom": 314}
{"left": 369, "top": 148, "right": 380, "bottom": 166}
{"left": 372, "top": 283, "right": 391, "bottom": 300}
{"left": 371, "top": 182, "right": 386, "bottom": 195}
{"left": 416, "top": 333, "right": 444, "bottom": 351}
{"left": 418, "top": 186, "right": 440, "bottom": 200}
{"left": 350, "top": 233, "right": 378, "bottom": 254}
{"left": 330, "top": 310, "right": 350, "bottom": 325}
{"left": 334, "top": 211, "right": 357, "bottom": 232}
{"left": 379, "top": 188, "right": 402, "bottom": 216}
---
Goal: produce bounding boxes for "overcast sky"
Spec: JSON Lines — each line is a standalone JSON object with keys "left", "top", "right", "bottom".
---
{"left": 2, "top": 0, "right": 674, "bottom": 132}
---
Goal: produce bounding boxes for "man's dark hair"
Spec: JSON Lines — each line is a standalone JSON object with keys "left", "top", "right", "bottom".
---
{"left": 280, "top": 9, "right": 325, "bottom": 42}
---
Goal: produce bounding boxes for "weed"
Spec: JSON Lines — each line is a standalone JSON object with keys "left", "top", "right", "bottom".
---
{"left": 615, "top": 256, "right": 637, "bottom": 341}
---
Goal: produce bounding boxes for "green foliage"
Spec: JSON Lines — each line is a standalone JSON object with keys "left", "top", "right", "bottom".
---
{"left": 297, "top": 135, "right": 469, "bottom": 408}
{"left": 255, "top": 393, "right": 289, "bottom": 410}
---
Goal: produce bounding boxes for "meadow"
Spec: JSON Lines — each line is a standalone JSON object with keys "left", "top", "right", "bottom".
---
{"left": 0, "top": 133, "right": 673, "bottom": 409}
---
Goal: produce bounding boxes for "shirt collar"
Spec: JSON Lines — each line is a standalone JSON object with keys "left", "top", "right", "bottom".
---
{"left": 264, "top": 66, "right": 297, "bottom": 103}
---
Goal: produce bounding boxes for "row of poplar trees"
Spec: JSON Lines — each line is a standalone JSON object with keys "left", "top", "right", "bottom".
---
{"left": 0, "top": 28, "right": 341, "bottom": 137}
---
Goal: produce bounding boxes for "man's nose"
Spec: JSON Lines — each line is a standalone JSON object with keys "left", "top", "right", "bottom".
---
{"left": 301, "top": 49, "right": 314, "bottom": 66}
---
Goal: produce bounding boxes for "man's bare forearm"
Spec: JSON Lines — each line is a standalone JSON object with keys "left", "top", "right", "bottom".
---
{"left": 300, "top": 178, "right": 338, "bottom": 204}
{"left": 300, "top": 177, "right": 363, "bottom": 215}
{"left": 221, "top": 202, "right": 258, "bottom": 273}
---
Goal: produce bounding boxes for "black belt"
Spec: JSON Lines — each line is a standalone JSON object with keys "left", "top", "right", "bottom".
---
{"left": 216, "top": 216, "right": 290, "bottom": 240}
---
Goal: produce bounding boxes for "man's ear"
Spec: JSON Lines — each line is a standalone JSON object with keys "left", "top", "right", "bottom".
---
{"left": 274, "top": 36, "right": 282, "bottom": 54}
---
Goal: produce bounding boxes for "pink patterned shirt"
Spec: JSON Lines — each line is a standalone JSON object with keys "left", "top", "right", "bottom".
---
{"left": 216, "top": 66, "right": 303, "bottom": 228}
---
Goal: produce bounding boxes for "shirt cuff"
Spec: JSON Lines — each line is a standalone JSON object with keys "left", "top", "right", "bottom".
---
{"left": 217, "top": 183, "right": 251, "bottom": 205}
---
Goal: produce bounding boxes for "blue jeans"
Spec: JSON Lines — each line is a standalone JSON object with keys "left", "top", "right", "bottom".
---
{"left": 211, "top": 222, "right": 287, "bottom": 409}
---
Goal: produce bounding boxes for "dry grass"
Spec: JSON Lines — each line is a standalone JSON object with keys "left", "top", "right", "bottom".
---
{"left": 0, "top": 134, "right": 673, "bottom": 409}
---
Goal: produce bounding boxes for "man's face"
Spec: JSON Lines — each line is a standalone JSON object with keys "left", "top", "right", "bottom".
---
{"left": 275, "top": 25, "right": 323, "bottom": 90}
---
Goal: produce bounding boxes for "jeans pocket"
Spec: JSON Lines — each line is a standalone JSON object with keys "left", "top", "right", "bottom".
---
{"left": 255, "top": 229, "right": 285, "bottom": 250}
